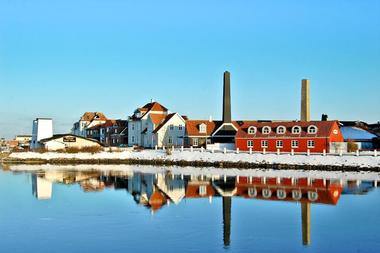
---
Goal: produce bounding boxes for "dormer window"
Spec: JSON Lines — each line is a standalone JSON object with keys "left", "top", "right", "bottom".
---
{"left": 307, "top": 125, "right": 318, "bottom": 134}
{"left": 292, "top": 126, "right": 301, "bottom": 134}
{"left": 199, "top": 123, "right": 207, "bottom": 134}
{"left": 276, "top": 126, "right": 286, "bottom": 134}
{"left": 262, "top": 126, "right": 271, "bottom": 134}
{"left": 248, "top": 126, "right": 257, "bottom": 135}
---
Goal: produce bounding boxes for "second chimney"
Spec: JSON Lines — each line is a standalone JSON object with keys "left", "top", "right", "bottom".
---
{"left": 223, "top": 71, "right": 232, "bottom": 123}
{"left": 301, "top": 79, "right": 310, "bottom": 121}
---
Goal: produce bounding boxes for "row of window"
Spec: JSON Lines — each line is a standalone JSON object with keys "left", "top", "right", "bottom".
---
{"left": 247, "top": 125, "right": 318, "bottom": 135}
{"left": 130, "top": 123, "right": 184, "bottom": 131}
{"left": 247, "top": 140, "right": 315, "bottom": 149}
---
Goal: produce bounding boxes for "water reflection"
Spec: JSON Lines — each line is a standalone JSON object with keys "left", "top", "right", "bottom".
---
{"left": 26, "top": 168, "right": 379, "bottom": 248}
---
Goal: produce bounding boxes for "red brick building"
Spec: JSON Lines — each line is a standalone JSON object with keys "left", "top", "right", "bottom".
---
{"left": 235, "top": 120, "right": 344, "bottom": 153}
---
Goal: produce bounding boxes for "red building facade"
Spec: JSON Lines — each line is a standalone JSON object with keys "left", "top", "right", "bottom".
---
{"left": 235, "top": 120, "right": 344, "bottom": 153}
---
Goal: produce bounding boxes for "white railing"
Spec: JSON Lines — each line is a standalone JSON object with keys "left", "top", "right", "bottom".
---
{"left": 165, "top": 146, "right": 379, "bottom": 157}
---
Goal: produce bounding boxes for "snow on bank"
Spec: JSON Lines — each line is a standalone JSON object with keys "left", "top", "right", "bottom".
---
{"left": 7, "top": 164, "right": 380, "bottom": 181}
{"left": 8, "top": 150, "right": 380, "bottom": 168}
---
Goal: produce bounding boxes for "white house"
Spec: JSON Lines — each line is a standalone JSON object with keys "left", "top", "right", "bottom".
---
{"left": 31, "top": 118, "right": 53, "bottom": 150}
{"left": 71, "top": 112, "right": 107, "bottom": 137}
{"left": 150, "top": 113, "right": 186, "bottom": 148}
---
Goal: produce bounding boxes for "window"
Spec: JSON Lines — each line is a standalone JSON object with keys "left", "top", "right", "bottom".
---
{"left": 131, "top": 124, "right": 135, "bottom": 131}
{"left": 169, "top": 124, "right": 174, "bottom": 131}
{"left": 307, "top": 125, "right": 318, "bottom": 134}
{"left": 291, "top": 140, "right": 299, "bottom": 148}
{"left": 179, "top": 124, "right": 183, "bottom": 131}
{"left": 199, "top": 124, "right": 207, "bottom": 134}
{"left": 199, "top": 185, "right": 207, "bottom": 196}
{"left": 307, "top": 140, "right": 315, "bottom": 148}
{"left": 276, "top": 126, "right": 286, "bottom": 134}
{"left": 292, "top": 126, "right": 301, "bottom": 134}
{"left": 193, "top": 138, "right": 199, "bottom": 146}
{"left": 131, "top": 136, "right": 135, "bottom": 143}
{"left": 247, "top": 140, "right": 254, "bottom": 148}
{"left": 168, "top": 136, "right": 173, "bottom": 144}
{"left": 276, "top": 140, "right": 283, "bottom": 148}
{"left": 261, "top": 140, "right": 268, "bottom": 148}
{"left": 262, "top": 126, "right": 271, "bottom": 134}
{"left": 248, "top": 126, "right": 256, "bottom": 135}
{"left": 114, "top": 129, "right": 118, "bottom": 134}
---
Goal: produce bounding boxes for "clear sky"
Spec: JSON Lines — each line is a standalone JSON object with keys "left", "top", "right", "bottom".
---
{"left": 0, "top": 0, "right": 379, "bottom": 139}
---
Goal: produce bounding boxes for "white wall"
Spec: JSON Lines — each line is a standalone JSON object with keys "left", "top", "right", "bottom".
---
{"left": 31, "top": 119, "right": 53, "bottom": 150}
{"left": 156, "top": 114, "right": 185, "bottom": 147}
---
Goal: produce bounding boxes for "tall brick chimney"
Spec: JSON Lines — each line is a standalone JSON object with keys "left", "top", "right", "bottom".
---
{"left": 301, "top": 79, "right": 310, "bottom": 121}
{"left": 223, "top": 71, "right": 232, "bottom": 123}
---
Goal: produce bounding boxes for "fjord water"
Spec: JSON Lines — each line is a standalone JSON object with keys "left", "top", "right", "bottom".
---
{"left": 0, "top": 165, "right": 379, "bottom": 253}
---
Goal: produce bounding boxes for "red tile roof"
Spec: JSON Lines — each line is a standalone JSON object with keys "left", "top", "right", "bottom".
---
{"left": 235, "top": 120, "right": 340, "bottom": 139}
{"left": 185, "top": 120, "right": 240, "bottom": 137}
{"left": 149, "top": 114, "right": 167, "bottom": 125}
{"left": 80, "top": 112, "right": 107, "bottom": 121}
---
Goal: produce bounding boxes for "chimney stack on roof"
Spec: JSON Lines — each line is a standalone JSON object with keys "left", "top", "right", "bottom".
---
{"left": 223, "top": 71, "right": 232, "bottom": 123}
{"left": 301, "top": 79, "right": 310, "bottom": 122}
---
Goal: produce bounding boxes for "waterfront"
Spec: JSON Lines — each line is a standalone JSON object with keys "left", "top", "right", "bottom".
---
{"left": 1, "top": 165, "right": 380, "bottom": 253}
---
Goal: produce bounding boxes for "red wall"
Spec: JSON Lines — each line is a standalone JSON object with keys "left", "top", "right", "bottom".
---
{"left": 236, "top": 138, "right": 330, "bottom": 153}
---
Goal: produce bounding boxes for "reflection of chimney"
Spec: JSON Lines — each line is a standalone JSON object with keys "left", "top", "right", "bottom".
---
{"left": 223, "top": 196, "right": 232, "bottom": 247}
{"left": 301, "top": 79, "right": 310, "bottom": 121}
{"left": 301, "top": 203, "right": 311, "bottom": 246}
{"left": 223, "top": 71, "right": 232, "bottom": 123}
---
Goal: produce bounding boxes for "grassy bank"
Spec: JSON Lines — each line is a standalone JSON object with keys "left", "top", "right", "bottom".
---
{"left": 2, "top": 157, "right": 379, "bottom": 172}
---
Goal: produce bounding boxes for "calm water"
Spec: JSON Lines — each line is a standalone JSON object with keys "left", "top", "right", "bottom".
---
{"left": 1, "top": 165, "right": 380, "bottom": 253}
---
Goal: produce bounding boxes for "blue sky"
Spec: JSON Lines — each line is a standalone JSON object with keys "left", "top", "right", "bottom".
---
{"left": 0, "top": 0, "right": 379, "bottom": 138}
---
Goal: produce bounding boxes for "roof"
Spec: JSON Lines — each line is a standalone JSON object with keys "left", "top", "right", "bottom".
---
{"left": 132, "top": 102, "right": 169, "bottom": 120}
{"left": 149, "top": 114, "right": 167, "bottom": 125}
{"left": 235, "top": 120, "right": 339, "bottom": 139}
{"left": 186, "top": 120, "right": 223, "bottom": 137}
{"left": 340, "top": 126, "right": 377, "bottom": 141}
{"left": 152, "top": 113, "right": 178, "bottom": 133}
{"left": 141, "top": 102, "right": 168, "bottom": 112}
{"left": 80, "top": 112, "right": 107, "bottom": 122}
{"left": 40, "top": 134, "right": 104, "bottom": 146}
{"left": 87, "top": 119, "right": 127, "bottom": 130}
{"left": 184, "top": 120, "right": 241, "bottom": 137}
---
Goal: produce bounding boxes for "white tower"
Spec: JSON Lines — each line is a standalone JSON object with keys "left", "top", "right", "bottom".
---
{"left": 31, "top": 118, "right": 53, "bottom": 150}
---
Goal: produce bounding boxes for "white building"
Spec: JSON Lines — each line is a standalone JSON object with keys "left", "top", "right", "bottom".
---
{"left": 71, "top": 112, "right": 107, "bottom": 137}
{"left": 39, "top": 134, "right": 103, "bottom": 151}
{"left": 128, "top": 101, "right": 186, "bottom": 148}
{"left": 30, "top": 118, "right": 53, "bottom": 150}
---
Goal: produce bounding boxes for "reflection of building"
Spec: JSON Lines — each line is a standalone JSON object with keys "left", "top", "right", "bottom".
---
{"left": 28, "top": 169, "right": 380, "bottom": 248}
{"left": 32, "top": 175, "right": 52, "bottom": 200}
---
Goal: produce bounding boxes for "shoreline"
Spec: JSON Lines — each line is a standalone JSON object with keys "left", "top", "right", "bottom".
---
{"left": 2, "top": 150, "right": 379, "bottom": 172}
{"left": 2, "top": 158, "right": 380, "bottom": 172}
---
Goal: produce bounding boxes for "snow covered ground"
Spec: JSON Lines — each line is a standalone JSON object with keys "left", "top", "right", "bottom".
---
{"left": 7, "top": 149, "right": 380, "bottom": 168}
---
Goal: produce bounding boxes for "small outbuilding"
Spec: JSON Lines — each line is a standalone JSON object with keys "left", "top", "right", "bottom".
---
{"left": 40, "top": 134, "right": 103, "bottom": 151}
{"left": 340, "top": 126, "right": 377, "bottom": 150}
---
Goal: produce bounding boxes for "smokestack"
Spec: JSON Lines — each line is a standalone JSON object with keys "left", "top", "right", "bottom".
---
{"left": 301, "top": 79, "right": 310, "bottom": 121}
{"left": 223, "top": 71, "right": 232, "bottom": 123}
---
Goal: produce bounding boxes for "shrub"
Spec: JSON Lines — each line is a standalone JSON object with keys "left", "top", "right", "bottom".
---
{"left": 33, "top": 148, "right": 48, "bottom": 153}
{"left": 166, "top": 148, "right": 172, "bottom": 155}
{"left": 64, "top": 146, "right": 102, "bottom": 154}
{"left": 347, "top": 140, "right": 358, "bottom": 153}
